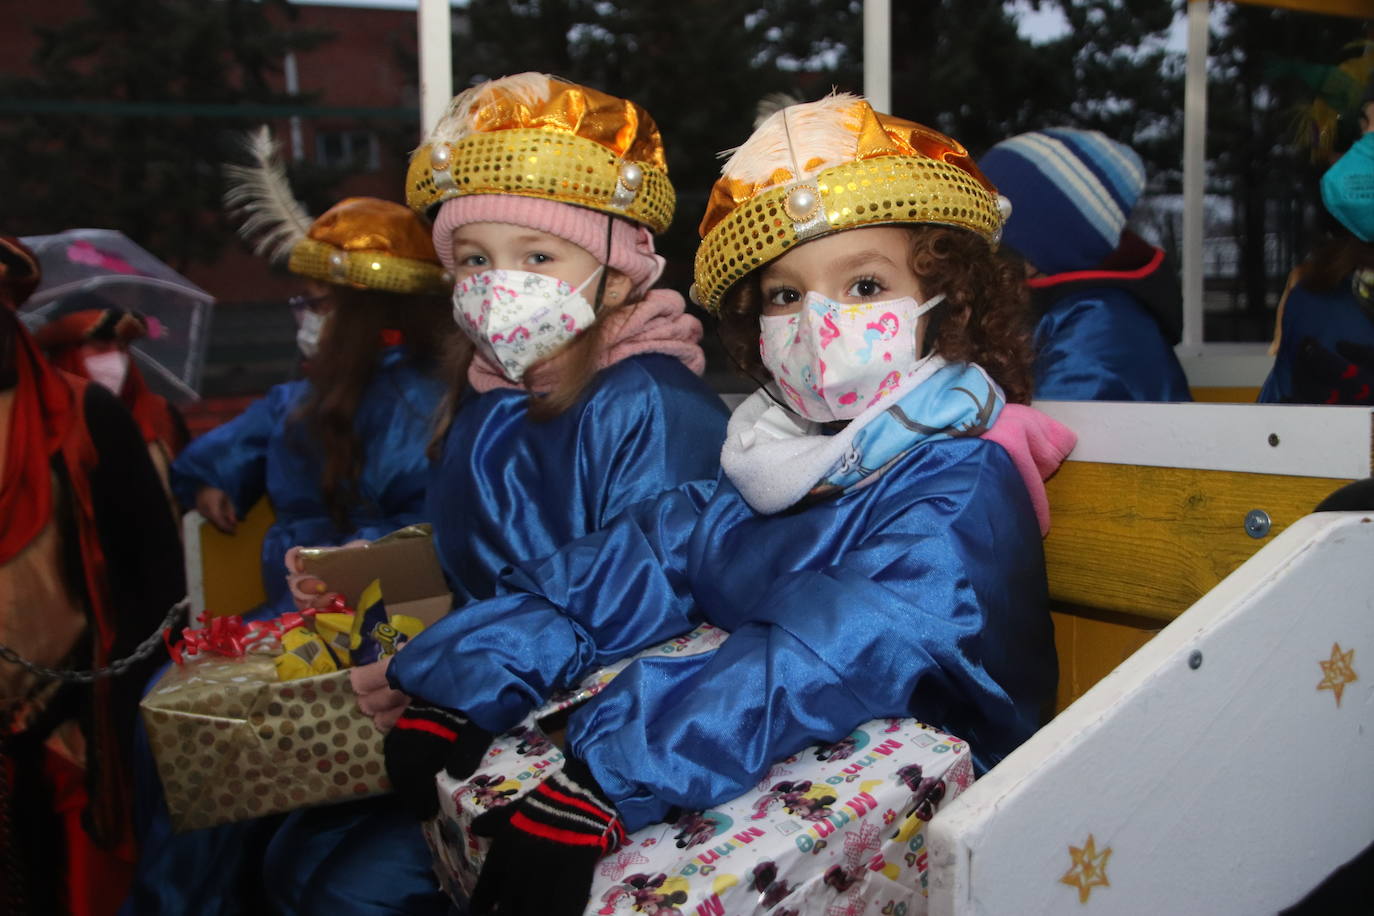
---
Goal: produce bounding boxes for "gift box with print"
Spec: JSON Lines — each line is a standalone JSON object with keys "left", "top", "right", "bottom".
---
{"left": 141, "top": 527, "right": 451, "bottom": 832}
{"left": 424, "top": 624, "right": 972, "bottom": 916}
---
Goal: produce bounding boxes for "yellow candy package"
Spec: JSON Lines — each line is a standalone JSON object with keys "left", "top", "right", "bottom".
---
{"left": 313, "top": 612, "right": 357, "bottom": 668}
{"left": 275, "top": 628, "right": 340, "bottom": 681}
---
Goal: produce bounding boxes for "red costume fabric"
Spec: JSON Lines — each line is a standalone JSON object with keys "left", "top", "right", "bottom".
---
{"left": 1, "top": 238, "right": 143, "bottom": 915}
{"left": 34, "top": 309, "right": 187, "bottom": 459}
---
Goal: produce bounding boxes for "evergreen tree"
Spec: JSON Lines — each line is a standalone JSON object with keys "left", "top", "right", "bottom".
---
{"left": 1208, "top": 4, "right": 1361, "bottom": 325}
{"left": 452, "top": 0, "right": 864, "bottom": 277}
{"left": 0, "top": 0, "right": 332, "bottom": 269}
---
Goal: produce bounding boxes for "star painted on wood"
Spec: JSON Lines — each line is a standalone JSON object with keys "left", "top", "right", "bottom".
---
{"left": 1060, "top": 834, "right": 1111, "bottom": 904}
{"left": 1317, "top": 643, "right": 1358, "bottom": 707}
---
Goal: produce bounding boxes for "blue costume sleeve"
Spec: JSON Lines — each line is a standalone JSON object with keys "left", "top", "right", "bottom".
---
{"left": 169, "top": 385, "right": 294, "bottom": 514}
{"left": 1034, "top": 292, "right": 1191, "bottom": 401}
{"left": 567, "top": 449, "right": 1049, "bottom": 833}
{"left": 388, "top": 478, "right": 719, "bottom": 732}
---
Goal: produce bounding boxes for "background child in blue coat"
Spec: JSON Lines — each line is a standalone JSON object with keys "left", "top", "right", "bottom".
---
{"left": 1261, "top": 119, "right": 1374, "bottom": 405}
{"left": 979, "top": 128, "right": 1192, "bottom": 402}
{"left": 385, "top": 94, "right": 1072, "bottom": 916}
{"left": 126, "top": 192, "right": 453, "bottom": 916}
{"left": 171, "top": 195, "right": 454, "bottom": 616}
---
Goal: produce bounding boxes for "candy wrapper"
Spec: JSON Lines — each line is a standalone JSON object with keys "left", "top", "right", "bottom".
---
{"left": 425, "top": 626, "right": 971, "bottom": 915}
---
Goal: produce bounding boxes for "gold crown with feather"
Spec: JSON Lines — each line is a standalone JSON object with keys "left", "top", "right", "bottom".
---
{"left": 405, "top": 73, "right": 675, "bottom": 233}
{"left": 224, "top": 129, "right": 450, "bottom": 295}
{"left": 692, "top": 94, "right": 1007, "bottom": 312}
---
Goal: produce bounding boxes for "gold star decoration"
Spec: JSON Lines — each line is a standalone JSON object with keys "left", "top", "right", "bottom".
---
{"left": 1060, "top": 834, "right": 1112, "bottom": 904}
{"left": 1317, "top": 642, "right": 1358, "bottom": 707}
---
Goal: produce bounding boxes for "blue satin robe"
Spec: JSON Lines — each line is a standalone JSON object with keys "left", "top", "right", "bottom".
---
{"left": 126, "top": 347, "right": 445, "bottom": 916}
{"left": 1260, "top": 282, "right": 1374, "bottom": 403}
{"left": 170, "top": 346, "right": 444, "bottom": 615}
{"left": 264, "top": 354, "right": 730, "bottom": 914}
{"left": 1034, "top": 288, "right": 1192, "bottom": 401}
{"left": 391, "top": 435, "right": 1056, "bottom": 833}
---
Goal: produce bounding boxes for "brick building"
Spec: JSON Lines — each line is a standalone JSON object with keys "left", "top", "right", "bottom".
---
{"left": 4, "top": 0, "right": 434, "bottom": 405}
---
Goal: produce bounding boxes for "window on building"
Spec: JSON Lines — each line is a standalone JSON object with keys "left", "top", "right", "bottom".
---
{"left": 315, "top": 130, "right": 381, "bottom": 171}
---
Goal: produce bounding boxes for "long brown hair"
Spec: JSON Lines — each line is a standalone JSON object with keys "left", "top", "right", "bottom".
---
{"left": 718, "top": 224, "right": 1036, "bottom": 404}
{"left": 292, "top": 285, "right": 453, "bottom": 530}
{"left": 1295, "top": 232, "right": 1374, "bottom": 292}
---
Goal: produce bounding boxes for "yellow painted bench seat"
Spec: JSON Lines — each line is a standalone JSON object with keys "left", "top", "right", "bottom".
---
{"left": 1042, "top": 460, "right": 1353, "bottom": 711}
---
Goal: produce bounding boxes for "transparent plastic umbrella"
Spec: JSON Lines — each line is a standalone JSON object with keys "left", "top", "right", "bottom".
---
{"left": 18, "top": 229, "right": 214, "bottom": 403}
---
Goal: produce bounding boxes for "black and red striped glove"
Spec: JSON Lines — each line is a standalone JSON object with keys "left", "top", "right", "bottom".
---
{"left": 382, "top": 702, "right": 492, "bottom": 821}
{"left": 469, "top": 755, "right": 627, "bottom": 916}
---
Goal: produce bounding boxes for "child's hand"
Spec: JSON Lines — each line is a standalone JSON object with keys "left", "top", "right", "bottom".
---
{"left": 285, "top": 570, "right": 335, "bottom": 611}
{"left": 195, "top": 486, "right": 238, "bottom": 534}
{"left": 282, "top": 541, "right": 370, "bottom": 610}
{"left": 470, "top": 755, "right": 626, "bottom": 916}
{"left": 383, "top": 703, "right": 494, "bottom": 821}
{"left": 350, "top": 656, "right": 410, "bottom": 731}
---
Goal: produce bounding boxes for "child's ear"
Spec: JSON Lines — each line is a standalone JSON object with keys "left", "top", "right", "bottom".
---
{"left": 602, "top": 268, "right": 634, "bottom": 305}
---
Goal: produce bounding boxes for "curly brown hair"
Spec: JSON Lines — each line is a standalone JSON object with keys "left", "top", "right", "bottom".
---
{"left": 717, "top": 224, "right": 1036, "bottom": 404}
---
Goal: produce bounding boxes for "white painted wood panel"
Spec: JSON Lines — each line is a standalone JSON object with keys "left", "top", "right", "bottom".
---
{"left": 1035, "top": 401, "right": 1372, "bottom": 479}
{"left": 927, "top": 511, "right": 1374, "bottom": 915}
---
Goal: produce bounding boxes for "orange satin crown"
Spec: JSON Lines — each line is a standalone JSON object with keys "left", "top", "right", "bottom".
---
{"left": 693, "top": 97, "right": 1005, "bottom": 312}
{"left": 407, "top": 73, "right": 675, "bottom": 233}
{"left": 288, "top": 197, "right": 450, "bottom": 295}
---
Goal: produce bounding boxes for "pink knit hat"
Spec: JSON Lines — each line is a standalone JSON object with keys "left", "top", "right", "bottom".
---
{"left": 432, "top": 195, "right": 666, "bottom": 296}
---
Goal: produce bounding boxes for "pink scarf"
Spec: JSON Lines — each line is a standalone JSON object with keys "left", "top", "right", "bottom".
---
{"left": 466, "top": 288, "right": 706, "bottom": 394}
{"left": 982, "top": 404, "right": 1078, "bottom": 536}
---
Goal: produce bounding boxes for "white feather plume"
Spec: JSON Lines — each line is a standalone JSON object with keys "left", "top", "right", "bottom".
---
{"left": 428, "top": 72, "right": 555, "bottom": 147}
{"left": 223, "top": 126, "right": 314, "bottom": 265}
{"left": 719, "top": 92, "right": 864, "bottom": 187}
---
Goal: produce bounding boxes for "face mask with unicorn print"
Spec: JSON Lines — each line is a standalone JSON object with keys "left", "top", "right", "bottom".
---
{"left": 450, "top": 265, "right": 604, "bottom": 382}
{"left": 759, "top": 289, "right": 946, "bottom": 422}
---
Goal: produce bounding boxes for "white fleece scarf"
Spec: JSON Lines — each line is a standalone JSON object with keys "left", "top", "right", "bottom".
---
{"left": 721, "top": 355, "right": 953, "bottom": 515}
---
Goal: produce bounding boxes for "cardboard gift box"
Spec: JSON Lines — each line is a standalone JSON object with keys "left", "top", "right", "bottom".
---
{"left": 425, "top": 625, "right": 972, "bottom": 916}
{"left": 141, "top": 527, "right": 452, "bottom": 832}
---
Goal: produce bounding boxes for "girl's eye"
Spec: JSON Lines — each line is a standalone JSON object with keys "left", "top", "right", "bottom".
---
{"left": 459, "top": 253, "right": 488, "bottom": 267}
{"left": 766, "top": 287, "right": 801, "bottom": 308}
{"left": 847, "top": 277, "right": 884, "bottom": 298}
{"left": 526, "top": 252, "right": 553, "bottom": 265}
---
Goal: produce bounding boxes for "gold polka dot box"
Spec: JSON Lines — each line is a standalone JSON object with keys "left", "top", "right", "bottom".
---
{"left": 140, "top": 654, "right": 388, "bottom": 832}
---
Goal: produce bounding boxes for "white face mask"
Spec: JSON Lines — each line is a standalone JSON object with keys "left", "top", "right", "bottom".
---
{"left": 759, "top": 290, "right": 945, "bottom": 422}
{"left": 84, "top": 350, "right": 130, "bottom": 395}
{"left": 451, "top": 267, "right": 602, "bottom": 381}
{"left": 296, "top": 309, "right": 327, "bottom": 360}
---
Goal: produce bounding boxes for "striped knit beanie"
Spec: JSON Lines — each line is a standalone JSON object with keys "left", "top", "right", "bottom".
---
{"left": 978, "top": 128, "right": 1146, "bottom": 275}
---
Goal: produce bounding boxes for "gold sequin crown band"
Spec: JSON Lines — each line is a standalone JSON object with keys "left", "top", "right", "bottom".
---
{"left": 692, "top": 96, "right": 1006, "bottom": 312}
{"left": 288, "top": 197, "right": 451, "bottom": 296}
{"left": 406, "top": 73, "right": 675, "bottom": 234}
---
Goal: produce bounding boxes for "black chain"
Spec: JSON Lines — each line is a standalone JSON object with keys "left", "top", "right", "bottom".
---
{"left": 0, "top": 597, "right": 188, "bottom": 684}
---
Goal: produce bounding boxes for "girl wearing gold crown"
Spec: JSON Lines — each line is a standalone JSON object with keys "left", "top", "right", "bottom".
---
{"left": 261, "top": 75, "right": 728, "bottom": 915}
{"left": 384, "top": 95, "right": 1076, "bottom": 915}
{"left": 125, "top": 136, "right": 455, "bottom": 915}
{"left": 170, "top": 179, "right": 454, "bottom": 610}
